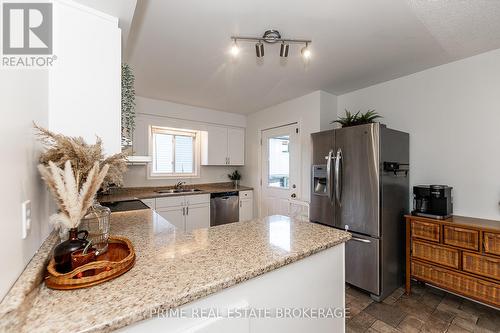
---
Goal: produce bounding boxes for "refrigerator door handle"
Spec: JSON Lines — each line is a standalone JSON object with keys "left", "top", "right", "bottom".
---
{"left": 350, "top": 237, "right": 371, "bottom": 243}
{"left": 334, "top": 148, "right": 343, "bottom": 205}
{"left": 326, "top": 150, "right": 334, "bottom": 202}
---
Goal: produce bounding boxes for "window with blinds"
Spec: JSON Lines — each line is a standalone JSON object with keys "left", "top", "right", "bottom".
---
{"left": 151, "top": 127, "right": 198, "bottom": 177}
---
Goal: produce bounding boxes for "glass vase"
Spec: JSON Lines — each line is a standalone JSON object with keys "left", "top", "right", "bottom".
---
{"left": 79, "top": 201, "right": 111, "bottom": 254}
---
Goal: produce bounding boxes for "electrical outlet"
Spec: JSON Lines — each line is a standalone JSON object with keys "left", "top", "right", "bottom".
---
{"left": 21, "top": 200, "right": 31, "bottom": 239}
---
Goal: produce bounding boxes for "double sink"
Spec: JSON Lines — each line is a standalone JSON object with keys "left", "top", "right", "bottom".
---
{"left": 155, "top": 188, "right": 203, "bottom": 194}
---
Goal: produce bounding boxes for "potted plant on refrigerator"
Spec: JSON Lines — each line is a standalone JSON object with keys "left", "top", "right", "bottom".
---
{"left": 331, "top": 109, "right": 382, "bottom": 128}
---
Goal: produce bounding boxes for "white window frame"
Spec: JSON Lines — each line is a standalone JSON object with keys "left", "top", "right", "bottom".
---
{"left": 148, "top": 126, "right": 201, "bottom": 179}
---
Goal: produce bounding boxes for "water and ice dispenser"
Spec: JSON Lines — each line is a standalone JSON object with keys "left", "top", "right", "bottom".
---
{"left": 312, "top": 165, "right": 328, "bottom": 195}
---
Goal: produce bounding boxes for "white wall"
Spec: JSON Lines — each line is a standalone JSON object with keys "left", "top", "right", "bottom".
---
{"left": 243, "top": 91, "right": 337, "bottom": 217}
{"left": 133, "top": 96, "right": 246, "bottom": 128}
{"left": 124, "top": 96, "right": 247, "bottom": 187}
{"left": 0, "top": 0, "right": 122, "bottom": 300}
{"left": 49, "top": 0, "right": 122, "bottom": 155}
{"left": 338, "top": 48, "right": 500, "bottom": 220}
{"left": 0, "top": 70, "right": 51, "bottom": 300}
{"left": 320, "top": 91, "right": 338, "bottom": 131}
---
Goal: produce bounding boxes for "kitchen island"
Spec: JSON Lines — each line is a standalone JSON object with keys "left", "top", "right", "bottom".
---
{"left": 0, "top": 209, "right": 350, "bottom": 333}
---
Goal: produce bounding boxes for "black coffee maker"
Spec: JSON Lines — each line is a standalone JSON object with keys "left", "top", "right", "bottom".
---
{"left": 413, "top": 185, "right": 453, "bottom": 219}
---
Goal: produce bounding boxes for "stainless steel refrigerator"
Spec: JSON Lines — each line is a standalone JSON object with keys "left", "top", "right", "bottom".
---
{"left": 310, "top": 123, "right": 409, "bottom": 301}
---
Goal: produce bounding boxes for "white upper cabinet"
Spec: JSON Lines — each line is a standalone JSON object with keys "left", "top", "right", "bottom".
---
{"left": 202, "top": 125, "right": 245, "bottom": 166}
{"left": 227, "top": 128, "right": 245, "bottom": 165}
{"left": 49, "top": 1, "right": 121, "bottom": 155}
{"left": 201, "top": 125, "right": 228, "bottom": 166}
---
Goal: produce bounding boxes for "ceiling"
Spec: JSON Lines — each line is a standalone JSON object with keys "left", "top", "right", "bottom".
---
{"left": 75, "top": 0, "right": 137, "bottom": 50}
{"left": 125, "top": 0, "right": 500, "bottom": 114}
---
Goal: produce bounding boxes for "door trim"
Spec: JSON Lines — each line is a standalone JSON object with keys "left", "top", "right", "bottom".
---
{"left": 259, "top": 122, "right": 301, "bottom": 218}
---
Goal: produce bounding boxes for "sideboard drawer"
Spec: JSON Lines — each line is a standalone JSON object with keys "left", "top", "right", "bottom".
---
{"left": 411, "top": 221, "right": 440, "bottom": 242}
{"left": 463, "top": 252, "right": 500, "bottom": 280}
{"left": 443, "top": 226, "right": 479, "bottom": 251}
{"left": 484, "top": 232, "right": 500, "bottom": 256}
{"left": 412, "top": 240, "right": 459, "bottom": 269}
{"left": 412, "top": 261, "right": 500, "bottom": 307}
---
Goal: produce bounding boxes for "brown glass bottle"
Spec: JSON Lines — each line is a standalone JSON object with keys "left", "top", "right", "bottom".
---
{"left": 53, "top": 228, "right": 89, "bottom": 273}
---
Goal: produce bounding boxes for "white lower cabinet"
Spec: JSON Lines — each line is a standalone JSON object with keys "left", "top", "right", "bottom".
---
{"left": 141, "top": 198, "right": 156, "bottom": 209}
{"left": 185, "top": 204, "right": 210, "bottom": 232}
{"left": 155, "top": 194, "right": 210, "bottom": 232}
{"left": 239, "top": 200, "right": 253, "bottom": 222}
{"left": 156, "top": 206, "right": 185, "bottom": 231}
{"left": 239, "top": 191, "right": 253, "bottom": 222}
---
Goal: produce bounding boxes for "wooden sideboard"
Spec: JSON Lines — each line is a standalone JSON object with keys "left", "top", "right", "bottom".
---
{"left": 405, "top": 215, "right": 500, "bottom": 308}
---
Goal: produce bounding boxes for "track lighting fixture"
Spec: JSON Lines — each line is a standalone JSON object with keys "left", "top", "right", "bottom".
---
{"left": 230, "top": 30, "right": 311, "bottom": 60}
{"left": 255, "top": 41, "right": 264, "bottom": 58}
{"left": 280, "top": 42, "right": 289, "bottom": 58}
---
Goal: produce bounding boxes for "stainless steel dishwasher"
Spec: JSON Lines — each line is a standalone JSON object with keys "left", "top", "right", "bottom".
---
{"left": 210, "top": 192, "right": 239, "bottom": 226}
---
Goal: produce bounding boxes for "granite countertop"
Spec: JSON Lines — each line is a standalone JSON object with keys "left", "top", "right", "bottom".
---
{"left": 98, "top": 182, "right": 253, "bottom": 203}
{"left": 0, "top": 210, "right": 350, "bottom": 333}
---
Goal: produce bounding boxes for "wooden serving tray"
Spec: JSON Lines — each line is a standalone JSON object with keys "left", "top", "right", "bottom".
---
{"left": 45, "top": 236, "right": 135, "bottom": 290}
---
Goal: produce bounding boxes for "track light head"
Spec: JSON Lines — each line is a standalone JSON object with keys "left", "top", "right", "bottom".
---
{"left": 255, "top": 41, "right": 264, "bottom": 58}
{"left": 230, "top": 40, "right": 240, "bottom": 57}
{"left": 280, "top": 42, "right": 289, "bottom": 58}
{"left": 301, "top": 43, "right": 311, "bottom": 60}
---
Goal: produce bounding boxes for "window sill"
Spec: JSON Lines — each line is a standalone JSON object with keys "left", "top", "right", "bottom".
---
{"left": 147, "top": 173, "right": 200, "bottom": 180}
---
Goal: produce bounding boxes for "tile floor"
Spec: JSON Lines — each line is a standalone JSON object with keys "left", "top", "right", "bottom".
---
{"left": 346, "top": 283, "right": 500, "bottom": 333}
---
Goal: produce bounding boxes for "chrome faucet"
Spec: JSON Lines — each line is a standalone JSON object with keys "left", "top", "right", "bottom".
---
{"left": 174, "top": 181, "right": 186, "bottom": 190}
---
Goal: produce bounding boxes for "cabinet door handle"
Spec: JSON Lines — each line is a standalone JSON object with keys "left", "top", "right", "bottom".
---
{"left": 182, "top": 207, "right": 185, "bottom": 216}
{"left": 186, "top": 206, "right": 189, "bottom": 215}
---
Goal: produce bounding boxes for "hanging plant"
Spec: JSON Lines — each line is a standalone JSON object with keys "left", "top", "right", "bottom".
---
{"left": 121, "top": 63, "right": 136, "bottom": 148}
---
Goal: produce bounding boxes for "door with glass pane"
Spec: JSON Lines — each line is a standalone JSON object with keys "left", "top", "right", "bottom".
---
{"left": 261, "top": 124, "right": 299, "bottom": 217}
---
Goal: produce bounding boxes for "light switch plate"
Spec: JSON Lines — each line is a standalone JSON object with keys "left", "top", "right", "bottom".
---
{"left": 21, "top": 200, "right": 31, "bottom": 239}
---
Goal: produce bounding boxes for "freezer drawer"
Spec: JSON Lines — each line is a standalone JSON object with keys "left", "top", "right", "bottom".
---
{"left": 345, "top": 233, "right": 380, "bottom": 295}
